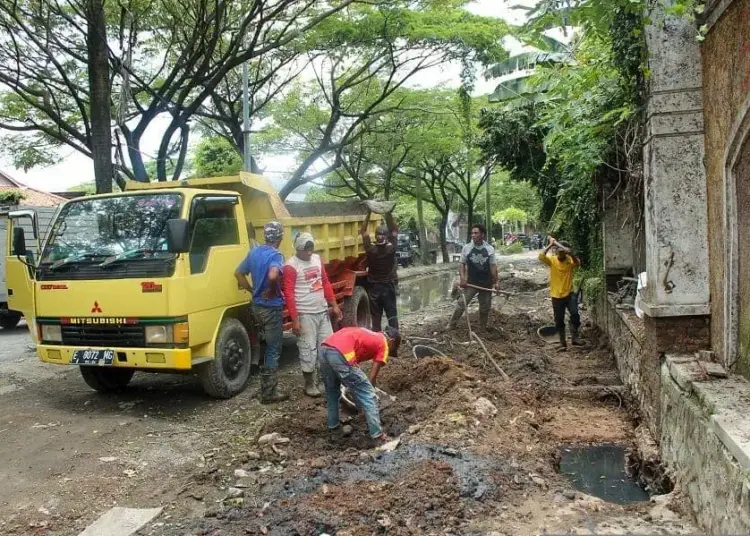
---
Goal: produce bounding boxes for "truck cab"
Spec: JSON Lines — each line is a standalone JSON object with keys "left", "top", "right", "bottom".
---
{"left": 6, "top": 173, "right": 377, "bottom": 398}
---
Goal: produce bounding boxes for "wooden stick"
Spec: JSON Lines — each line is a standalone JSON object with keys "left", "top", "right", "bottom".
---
{"left": 471, "top": 331, "right": 510, "bottom": 381}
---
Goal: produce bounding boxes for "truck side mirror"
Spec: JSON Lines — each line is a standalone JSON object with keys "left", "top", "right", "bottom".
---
{"left": 12, "top": 226, "right": 27, "bottom": 257}
{"left": 167, "top": 218, "right": 190, "bottom": 253}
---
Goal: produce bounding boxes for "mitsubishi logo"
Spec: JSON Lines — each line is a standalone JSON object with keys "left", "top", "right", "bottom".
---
{"left": 91, "top": 301, "right": 103, "bottom": 314}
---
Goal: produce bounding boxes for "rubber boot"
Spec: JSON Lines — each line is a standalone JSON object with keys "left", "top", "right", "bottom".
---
{"left": 303, "top": 372, "right": 321, "bottom": 397}
{"left": 571, "top": 326, "right": 584, "bottom": 346}
{"left": 329, "top": 424, "right": 353, "bottom": 442}
{"left": 557, "top": 329, "right": 568, "bottom": 352}
{"left": 260, "top": 368, "right": 289, "bottom": 404}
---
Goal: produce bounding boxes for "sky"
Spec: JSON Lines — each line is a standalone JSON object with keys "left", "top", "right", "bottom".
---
{"left": 0, "top": 0, "right": 538, "bottom": 196}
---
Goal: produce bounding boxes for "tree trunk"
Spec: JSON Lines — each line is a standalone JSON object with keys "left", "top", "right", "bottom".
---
{"left": 439, "top": 211, "right": 449, "bottom": 263}
{"left": 485, "top": 175, "right": 491, "bottom": 241}
{"left": 466, "top": 201, "right": 474, "bottom": 243}
{"left": 86, "top": 0, "right": 113, "bottom": 194}
{"left": 416, "top": 173, "right": 428, "bottom": 265}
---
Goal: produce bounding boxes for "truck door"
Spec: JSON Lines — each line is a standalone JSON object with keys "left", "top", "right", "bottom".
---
{"left": 6, "top": 210, "right": 41, "bottom": 341}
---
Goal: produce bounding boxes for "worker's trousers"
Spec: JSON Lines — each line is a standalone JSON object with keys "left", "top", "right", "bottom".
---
{"left": 368, "top": 281, "right": 399, "bottom": 332}
{"left": 252, "top": 304, "right": 283, "bottom": 370}
{"left": 551, "top": 292, "right": 580, "bottom": 340}
{"left": 450, "top": 286, "right": 492, "bottom": 328}
{"left": 319, "top": 346, "right": 383, "bottom": 438}
{"left": 297, "top": 311, "right": 333, "bottom": 373}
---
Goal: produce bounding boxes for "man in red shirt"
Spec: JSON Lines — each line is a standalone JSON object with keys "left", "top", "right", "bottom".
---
{"left": 282, "top": 232, "right": 342, "bottom": 397}
{"left": 319, "top": 326, "right": 401, "bottom": 443}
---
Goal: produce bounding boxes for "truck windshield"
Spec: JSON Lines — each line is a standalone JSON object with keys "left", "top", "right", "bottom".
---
{"left": 40, "top": 193, "right": 182, "bottom": 265}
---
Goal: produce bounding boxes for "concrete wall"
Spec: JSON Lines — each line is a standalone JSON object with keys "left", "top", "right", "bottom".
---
{"left": 661, "top": 355, "right": 750, "bottom": 535}
{"left": 701, "top": 0, "right": 750, "bottom": 368}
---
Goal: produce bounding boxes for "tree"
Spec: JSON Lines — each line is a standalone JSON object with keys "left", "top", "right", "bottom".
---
{"left": 86, "top": 0, "right": 114, "bottom": 194}
{"left": 193, "top": 137, "right": 243, "bottom": 178}
{"left": 0, "top": 0, "right": 360, "bottom": 190}
{"left": 240, "top": 3, "right": 508, "bottom": 200}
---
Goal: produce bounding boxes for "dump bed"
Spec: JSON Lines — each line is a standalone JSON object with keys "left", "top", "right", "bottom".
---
{"left": 125, "top": 172, "right": 378, "bottom": 262}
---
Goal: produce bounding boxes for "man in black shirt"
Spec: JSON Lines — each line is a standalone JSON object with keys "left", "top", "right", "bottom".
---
{"left": 360, "top": 209, "right": 399, "bottom": 332}
{"left": 449, "top": 224, "right": 500, "bottom": 331}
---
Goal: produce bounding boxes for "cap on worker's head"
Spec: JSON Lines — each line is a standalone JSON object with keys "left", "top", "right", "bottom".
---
{"left": 294, "top": 231, "right": 314, "bottom": 251}
{"left": 384, "top": 326, "right": 401, "bottom": 357}
{"left": 264, "top": 221, "right": 284, "bottom": 243}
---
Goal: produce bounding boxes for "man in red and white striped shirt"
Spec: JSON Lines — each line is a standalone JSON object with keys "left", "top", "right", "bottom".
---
{"left": 282, "top": 232, "right": 342, "bottom": 397}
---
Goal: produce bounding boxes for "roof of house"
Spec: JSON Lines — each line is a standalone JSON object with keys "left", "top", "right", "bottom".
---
{"left": 0, "top": 170, "right": 67, "bottom": 207}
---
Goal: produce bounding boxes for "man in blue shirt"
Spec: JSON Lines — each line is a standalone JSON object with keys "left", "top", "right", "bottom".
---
{"left": 235, "top": 221, "right": 289, "bottom": 404}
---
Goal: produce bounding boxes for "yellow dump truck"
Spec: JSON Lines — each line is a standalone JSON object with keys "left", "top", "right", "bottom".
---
{"left": 5, "top": 173, "right": 378, "bottom": 398}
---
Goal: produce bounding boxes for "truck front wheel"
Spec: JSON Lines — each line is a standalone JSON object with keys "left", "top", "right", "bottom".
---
{"left": 0, "top": 311, "right": 22, "bottom": 329}
{"left": 342, "top": 286, "right": 372, "bottom": 329}
{"left": 199, "top": 317, "right": 252, "bottom": 399}
{"left": 80, "top": 367, "right": 135, "bottom": 393}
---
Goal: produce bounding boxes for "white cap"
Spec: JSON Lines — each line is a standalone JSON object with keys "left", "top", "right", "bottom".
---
{"left": 294, "top": 232, "right": 314, "bottom": 250}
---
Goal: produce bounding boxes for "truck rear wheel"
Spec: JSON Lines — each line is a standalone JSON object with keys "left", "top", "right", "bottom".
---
{"left": 343, "top": 286, "right": 371, "bottom": 329}
{"left": 199, "top": 317, "right": 252, "bottom": 399}
{"left": 0, "top": 311, "right": 21, "bottom": 329}
{"left": 80, "top": 367, "right": 135, "bottom": 393}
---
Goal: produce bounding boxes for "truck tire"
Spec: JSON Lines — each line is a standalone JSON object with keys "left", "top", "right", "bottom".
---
{"left": 199, "top": 317, "right": 252, "bottom": 399}
{"left": 342, "top": 286, "right": 371, "bottom": 329}
{"left": 80, "top": 367, "right": 135, "bottom": 393}
{"left": 0, "top": 311, "right": 21, "bottom": 329}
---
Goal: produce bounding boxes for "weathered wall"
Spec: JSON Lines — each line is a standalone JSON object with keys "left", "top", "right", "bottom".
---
{"left": 594, "top": 295, "right": 659, "bottom": 434}
{"left": 641, "top": 1, "right": 709, "bottom": 318}
{"left": 661, "top": 356, "right": 750, "bottom": 535}
{"left": 701, "top": 0, "right": 750, "bottom": 365}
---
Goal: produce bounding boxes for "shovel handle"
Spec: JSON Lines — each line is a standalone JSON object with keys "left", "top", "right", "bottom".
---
{"left": 465, "top": 283, "right": 514, "bottom": 296}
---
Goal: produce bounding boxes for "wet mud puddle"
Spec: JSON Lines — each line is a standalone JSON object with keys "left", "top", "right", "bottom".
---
{"left": 397, "top": 272, "right": 454, "bottom": 313}
{"left": 559, "top": 444, "right": 650, "bottom": 504}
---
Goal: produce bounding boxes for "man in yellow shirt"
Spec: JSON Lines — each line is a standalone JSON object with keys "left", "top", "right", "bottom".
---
{"left": 538, "top": 236, "right": 583, "bottom": 350}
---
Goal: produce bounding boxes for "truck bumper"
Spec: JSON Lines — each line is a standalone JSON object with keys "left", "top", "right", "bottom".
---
{"left": 38, "top": 345, "right": 194, "bottom": 370}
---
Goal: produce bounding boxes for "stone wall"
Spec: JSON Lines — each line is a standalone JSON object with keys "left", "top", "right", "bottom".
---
{"left": 661, "top": 356, "right": 750, "bottom": 535}
{"left": 701, "top": 0, "right": 750, "bottom": 365}
{"left": 594, "top": 295, "right": 659, "bottom": 435}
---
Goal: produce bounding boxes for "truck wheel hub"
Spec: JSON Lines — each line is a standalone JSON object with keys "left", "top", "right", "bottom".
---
{"left": 222, "top": 339, "right": 244, "bottom": 379}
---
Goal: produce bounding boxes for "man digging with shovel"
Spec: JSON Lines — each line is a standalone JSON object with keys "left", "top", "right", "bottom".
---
{"left": 448, "top": 224, "right": 500, "bottom": 331}
{"left": 319, "top": 326, "right": 401, "bottom": 445}
{"left": 539, "top": 236, "right": 584, "bottom": 351}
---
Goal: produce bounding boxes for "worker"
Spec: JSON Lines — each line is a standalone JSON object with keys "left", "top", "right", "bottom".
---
{"left": 235, "top": 221, "right": 289, "bottom": 404}
{"left": 360, "top": 209, "right": 399, "bottom": 332}
{"left": 282, "top": 232, "right": 343, "bottom": 398}
{"left": 448, "top": 224, "right": 500, "bottom": 331}
{"left": 319, "top": 326, "right": 401, "bottom": 444}
{"left": 539, "top": 236, "right": 583, "bottom": 350}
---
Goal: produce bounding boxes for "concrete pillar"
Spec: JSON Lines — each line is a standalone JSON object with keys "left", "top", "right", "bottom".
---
{"left": 641, "top": 0, "right": 710, "bottom": 319}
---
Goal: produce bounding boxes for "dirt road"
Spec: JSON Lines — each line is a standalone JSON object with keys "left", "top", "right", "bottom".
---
{"left": 0, "top": 255, "right": 699, "bottom": 535}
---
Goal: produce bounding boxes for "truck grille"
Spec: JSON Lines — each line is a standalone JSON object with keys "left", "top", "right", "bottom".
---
{"left": 61, "top": 324, "right": 146, "bottom": 348}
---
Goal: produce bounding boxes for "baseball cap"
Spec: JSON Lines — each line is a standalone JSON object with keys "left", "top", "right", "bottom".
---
{"left": 294, "top": 232, "right": 314, "bottom": 250}
{"left": 264, "top": 221, "right": 284, "bottom": 243}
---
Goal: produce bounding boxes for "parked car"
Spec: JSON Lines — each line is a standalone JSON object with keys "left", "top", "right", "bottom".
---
{"left": 396, "top": 233, "right": 417, "bottom": 267}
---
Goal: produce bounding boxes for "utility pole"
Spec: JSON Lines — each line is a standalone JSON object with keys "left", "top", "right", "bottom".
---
{"left": 242, "top": 60, "right": 252, "bottom": 172}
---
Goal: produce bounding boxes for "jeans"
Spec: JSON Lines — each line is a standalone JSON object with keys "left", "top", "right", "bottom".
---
{"left": 297, "top": 311, "right": 333, "bottom": 373}
{"left": 552, "top": 292, "right": 581, "bottom": 339}
{"left": 319, "top": 346, "right": 382, "bottom": 438}
{"left": 368, "top": 281, "right": 399, "bottom": 332}
{"left": 253, "top": 304, "right": 283, "bottom": 370}
{"left": 450, "top": 286, "right": 492, "bottom": 327}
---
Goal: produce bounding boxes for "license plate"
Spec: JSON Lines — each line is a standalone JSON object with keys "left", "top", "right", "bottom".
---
{"left": 72, "top": 349, "right": 115, "bottom": 365}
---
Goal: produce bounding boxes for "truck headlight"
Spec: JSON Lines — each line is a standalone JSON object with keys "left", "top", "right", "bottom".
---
{"left": 145, "top": 325, "right": 172, "bottom": 344}
{"left": 41, "top": 325, "right": 62, "bottom": 343}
